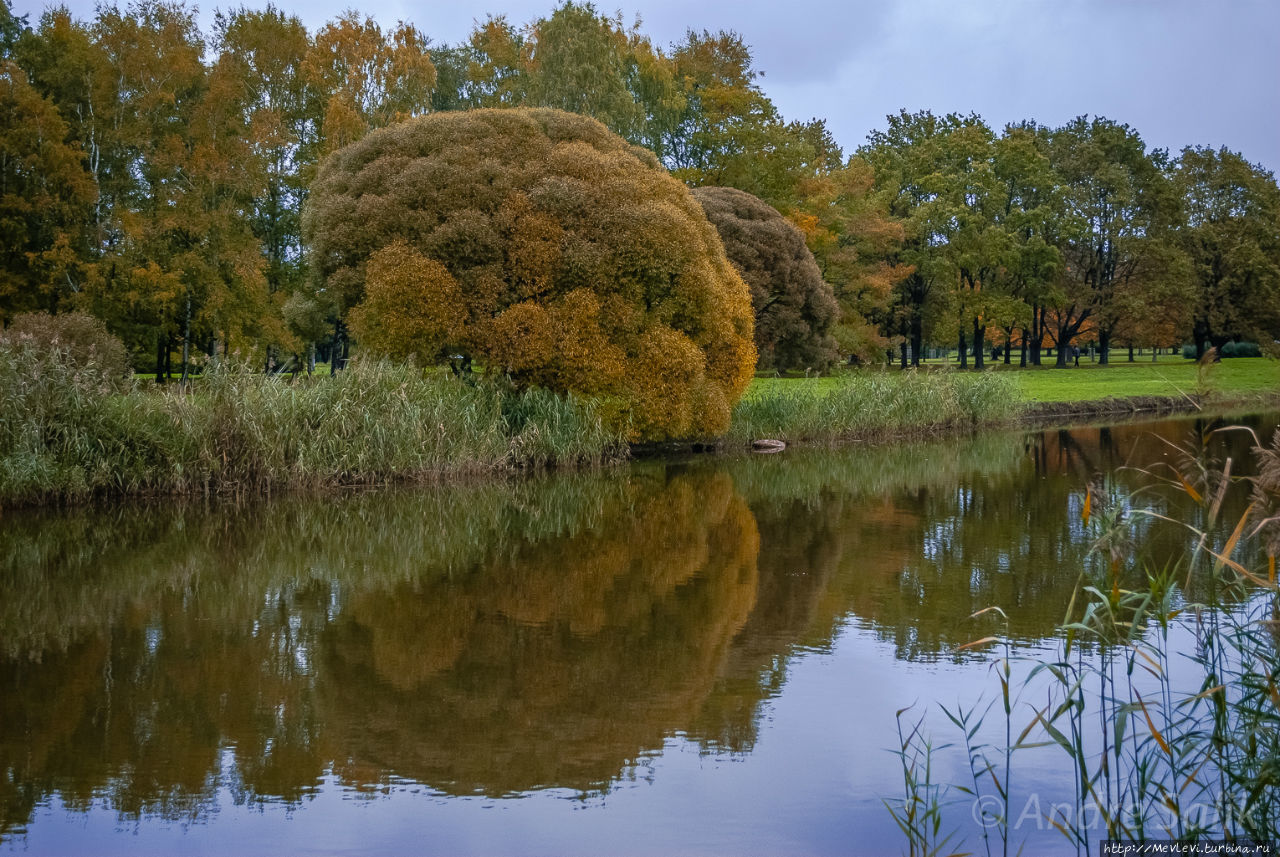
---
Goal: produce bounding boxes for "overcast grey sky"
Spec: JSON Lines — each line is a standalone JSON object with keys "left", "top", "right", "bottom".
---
{"left": 15, "top": 0, "right": 1280, "bottom": 171}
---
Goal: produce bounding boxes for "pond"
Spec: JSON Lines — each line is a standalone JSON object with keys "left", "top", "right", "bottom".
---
{"left": 2, "top": 412, "right": 1276, "bottom": 856}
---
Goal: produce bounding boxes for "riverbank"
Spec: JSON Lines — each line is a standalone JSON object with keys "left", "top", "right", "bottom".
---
{"left": 3, "top": 347, "right": 1277, "bottom": 507}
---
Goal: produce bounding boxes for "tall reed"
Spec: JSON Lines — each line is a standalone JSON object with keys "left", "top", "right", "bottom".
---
{"left": 888, "top": 425, "right": 1280, "bottom": 854}
{"left": 0, "top": 345, "right": 627, "bottom": 506}
{"left": 728, "top": 370, "right": 1021, "bottom": 444}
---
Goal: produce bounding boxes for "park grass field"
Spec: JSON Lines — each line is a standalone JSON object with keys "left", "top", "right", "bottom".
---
{"left": 1009, "top": 358, "right": 1280, "bottom": 402}
{"left": 747, "top": 358, "right": 1280, "bottom": 406}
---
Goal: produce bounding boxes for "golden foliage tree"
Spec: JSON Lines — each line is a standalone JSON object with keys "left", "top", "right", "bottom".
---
{"left": 305, "top": 107, "right": 755, "bottom": 441}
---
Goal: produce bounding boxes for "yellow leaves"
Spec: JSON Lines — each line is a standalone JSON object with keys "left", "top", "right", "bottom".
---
{"left": 350, "top": 240, "right": 466, "bottom": 361}
{"left": 487, "top": 301, "right": 555, "bottom": 373}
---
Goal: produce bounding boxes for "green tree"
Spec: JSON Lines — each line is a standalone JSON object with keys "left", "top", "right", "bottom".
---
{"left": 693, "top": 186, "right": 838, "bottom": 372}
{"left": 1176, "top": 146, "right": 1280, "bottom": 357}
{"left": 992, "top": 122, "right": 1064, "bottom": 366}
{"left": 861, "top": 110, "right": 975, "bottom": 367}
{"left": 304, "top": 108, "right": 756, "bottom": 441}
{"left": 462, "top": 16, "right": 529, "bottom": 108}
{"left": 664, "top": 30, "right": 833, "bottom": 212}
{"left": 1049, "top": 116, "right": 1182, "bottom": 367}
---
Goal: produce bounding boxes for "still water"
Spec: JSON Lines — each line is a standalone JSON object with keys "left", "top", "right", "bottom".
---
{"left": 1, "top": 413, "right": 1275, "bottom": 856}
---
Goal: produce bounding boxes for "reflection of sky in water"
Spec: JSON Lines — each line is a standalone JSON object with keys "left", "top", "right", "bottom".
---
{"left": 12, "top": 619, "right": 1093, "bottom": 856}
{"left": 2, "top": 412, "right": 1276, "bottom": 856}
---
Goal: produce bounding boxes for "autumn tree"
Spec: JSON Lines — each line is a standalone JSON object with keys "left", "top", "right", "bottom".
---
{"left": 692, "top": 186, "right": 837, "bottom": 372}
{"left": 1176, "top": 146, "right": 1280, "bottom": 357}
{"left": 787, "top": 156, "right": 906, "bottom": 364}
{"left": 212, "top": 6, "right": 319, "bottom": 363}
{"left": 14, "top": 7, "right": 122, "bottom": 267}
{"left": 304, "top": 108, "right": 755, "bottom": 441}
{"left": 304, "top": 12, "right": 436, "bottom": 155}
{"left": 0, "top": 61, "right": 96, "bottom": 320}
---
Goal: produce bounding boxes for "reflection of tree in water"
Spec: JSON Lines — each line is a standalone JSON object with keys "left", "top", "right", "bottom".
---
{"left": 716, "top": 416, "right": 1272, "bottom": 665}
{"left": 0, "top": 467, "right": 760, "bottom": 833}
{"left": 318, "top": 471, "right": 760, "bottom": 796}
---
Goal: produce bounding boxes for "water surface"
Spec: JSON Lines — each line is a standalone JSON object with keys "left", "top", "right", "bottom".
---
{"left": 2, "top": 413, "right": 1275, "bottom": 855}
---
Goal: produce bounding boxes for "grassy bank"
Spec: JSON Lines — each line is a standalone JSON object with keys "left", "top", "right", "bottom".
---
{"left": 727, "top": 370, "right": 1021, "bottom": 443}
{"left": 0, "top": 350, "right": 625, "bottom": 507}
{"left": 738, "top": 359, "right": 1280, "bottom": 442}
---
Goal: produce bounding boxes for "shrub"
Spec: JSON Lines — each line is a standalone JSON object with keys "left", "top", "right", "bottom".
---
{"left": 1, "top": 311, "right": 130, "bottom": 384}
{"left": 692, "top": 186, "right": 838, "bottom": 373}
{"left": 1221, "top": 341, "right": 1262, "bottom": 358}
{"left": 304, "top": 108, "right": 756, "bottom": 442}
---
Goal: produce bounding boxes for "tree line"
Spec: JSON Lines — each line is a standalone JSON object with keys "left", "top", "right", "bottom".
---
{"left": 1, "top": 0, "right": 1277, "bottom": 377}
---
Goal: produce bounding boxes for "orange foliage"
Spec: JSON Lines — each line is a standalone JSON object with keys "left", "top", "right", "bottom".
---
{"left": 307, "top": 108, "right": 756, "bottom": 441}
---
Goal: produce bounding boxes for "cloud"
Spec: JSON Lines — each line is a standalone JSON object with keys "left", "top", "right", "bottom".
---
{"left": 11, "top": 0, "right": 1279, "bottom": 170}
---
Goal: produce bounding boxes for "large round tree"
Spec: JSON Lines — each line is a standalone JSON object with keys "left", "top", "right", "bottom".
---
{"left": 304, "top": 108, "right": 755, "bottom": 441}
{"left": 692, "top": 186, "right": 838, "bottom": 372}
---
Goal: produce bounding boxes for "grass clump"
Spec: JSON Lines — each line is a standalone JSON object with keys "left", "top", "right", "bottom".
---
{"left": 728, "top": 369, "right": 1021, "bottom": 444}
{"left": 0, "top": 345, "right": 626, "bottom": 506}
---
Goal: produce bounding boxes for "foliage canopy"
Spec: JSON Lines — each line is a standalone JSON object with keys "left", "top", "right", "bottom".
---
{"left": 692, "top": 186, "right": 837, "bottom": 372}
{"left": 305, "top": 107, "right": 755, "bottom": 441}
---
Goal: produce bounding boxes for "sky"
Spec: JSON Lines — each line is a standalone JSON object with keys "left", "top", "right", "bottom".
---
{"left": 13, "top": 0, "right": 1280, "bottom": 172}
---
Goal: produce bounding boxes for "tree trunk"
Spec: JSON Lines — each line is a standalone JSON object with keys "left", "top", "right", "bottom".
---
{"left": 180, "top": 297, "right": 191, "bottom": 387}
{"left": 971, "top": 317, "right": 985, "bottom": 370}
{"left": 155, "top": 334, "right": 166, "bottom": 384}
{"left": 1098, "top": 329, "right": 1110, "bottom": 365}
{"left": 1055, "top": 335, "right": 1069, "bottom": 368}
{"left": 1019, "top": 329, "right": 1029, "bottom": 367}
{"left": 164, "top": 337, "right": 173, "bottom": 381}
{"left": 900, "top": 341, "right": 908, "bottom": 369}
{"left": 1193, "top": 318, "right": 1211, "bottom": 359}
{"left": 910, "top": 317, "right": 923, "bottom": 367}
{"left": 1003, "top": 326, "right": 1013, "bottom": 365}
{"left": 958, "top": 329, "right": 967, "bottom": 369}
{"left": 1030, "top": 305, "right": 1045, "bottom": 366}
{"left": 1128, "top": 344, "right": 1134, "bottom": 362}
{"left": 331, "top": 319, "right": 345, "bottom": 373}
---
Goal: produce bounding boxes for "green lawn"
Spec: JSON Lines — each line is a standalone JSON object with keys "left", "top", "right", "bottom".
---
{"left": 747, "top": 359, "right": 1280, "bottom": 405}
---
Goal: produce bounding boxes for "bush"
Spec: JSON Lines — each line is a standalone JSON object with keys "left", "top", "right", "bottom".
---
{"left": 1182, "top": 341, "right": 1263, "bottom": 359}
{"left": 1, "top": 311, "right": 130, "bottom": 384}
{"left": 691, "top": 186, "right": 838, "bottom": 373}
{"left": 1221, "top": 341, "right": 1262, "bottom": 358}
{"left": 304, "top": 108, "right": 756, "bottom": 442}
